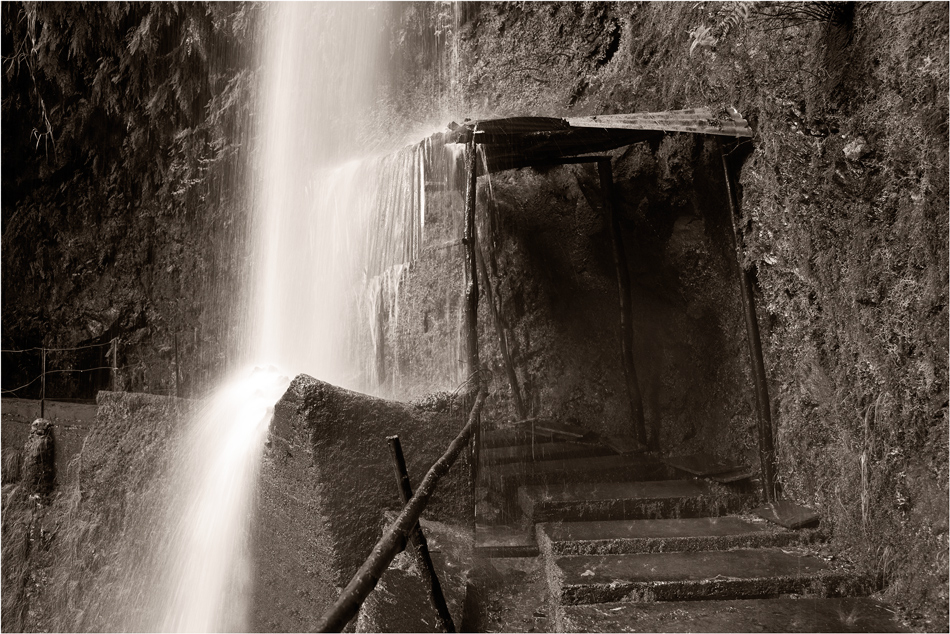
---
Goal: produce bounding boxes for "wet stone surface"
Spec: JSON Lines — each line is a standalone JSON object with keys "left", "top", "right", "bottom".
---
{"left": 537, "top": 516, "right": 811, "bottom": 556}
{"left": 552, "top": 548, "right": 867, "bottom": 605}
{"left": 518, "top": 478, "right": 753, "bottom": 522}
{"left": 469, "top": 556, "right": 553, "bottom": 633}
{"left": 559, "top": 597, "right": 911, "bottom": 633}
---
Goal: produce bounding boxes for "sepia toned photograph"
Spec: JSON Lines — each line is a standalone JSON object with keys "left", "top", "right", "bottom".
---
{"left": 1, "top": 2, "right": 946, "bottom": 632}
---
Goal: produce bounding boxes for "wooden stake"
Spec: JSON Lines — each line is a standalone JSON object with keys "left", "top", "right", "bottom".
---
{"left": 112, "top": 337, "right": 118, "bottom": 392}
{"left": 40, "top": 347, "right": 46, "bottom": 418}
{"left": 721, "top": 148, "right": 777, "bottom": 502}
{"left": 463, "top": 139, "right": 482, "bottom": 516}
{"left": 598, "top": 159, "right": 648, "bottom": 447}
{"left": 316, "top": 385, "right": 487, "bottom": 633}
{"left": 387, "top": 436, "right": 455, "bottom": 633}
{"left": 462, "top": 140, "right": 480, "bottom": 380}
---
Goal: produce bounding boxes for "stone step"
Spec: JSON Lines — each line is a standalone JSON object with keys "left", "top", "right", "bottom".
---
{"left": 549, "top": 548, "right": 871, "bottom": 605}
{"left": 537, "top": 516, "right": 815, "bottom": 556}
{"left": 469, "top": 556, "right": 553, "bottom": 632}
{"left": 475, "top": 524, "right": 538, "bottom": 558}
{"left": 482, "top": 420, "right": 592, "bottom": 447}
{"left": 482, "top": 428, "right": 567, "bottom": 448}
{"left": 557, "top": 597, "right": 909, "bottom": 633}
{"left": 663, "top": 452, "right": 744, "bottom": 477}
{"left": 518, "top": 479, "right": 753, "bottom": 523}
{"left": 483, "top": 439, "right": 616, "bottom": 466}
{"left": 486, "top": 453, "right": 673, "bottom": 492}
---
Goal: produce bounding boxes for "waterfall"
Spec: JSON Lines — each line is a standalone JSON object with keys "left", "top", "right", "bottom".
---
{"left": 133, "top": 4, "right": 461, "bottom": 631}
{"left": 153, "top": 367, "right": 290, "bottom": 631}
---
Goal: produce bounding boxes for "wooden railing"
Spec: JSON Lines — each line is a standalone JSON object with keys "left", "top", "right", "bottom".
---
{"left": 315, "top": 383, "right": 487, "bottom": 633}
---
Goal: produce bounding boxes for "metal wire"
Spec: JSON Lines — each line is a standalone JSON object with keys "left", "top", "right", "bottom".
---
{"left": 43, "top": 366, "right": 117, "bottom": 375}
{"left": 0, "top": 374, "right": 44, "bottom": 394}
{"left": 1, "top": 366, "right": 117, "bottom": 395}
{"left": 1, "top": 339, "right": 116, "bottom": 354}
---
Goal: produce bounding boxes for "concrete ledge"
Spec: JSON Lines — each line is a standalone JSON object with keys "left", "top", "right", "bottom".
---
{"left": 2, "top": 397, "right": 102, "bottom": 485}
{"left": 35, "top": 390, "right": 195, "bottom": 631}
{"left": 267, "top": 374, "right": 474, "bottom": 588}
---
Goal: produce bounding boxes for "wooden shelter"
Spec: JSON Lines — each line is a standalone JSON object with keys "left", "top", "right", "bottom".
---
{"left": 448, "top": 107, "right": 776, "bottom": 503}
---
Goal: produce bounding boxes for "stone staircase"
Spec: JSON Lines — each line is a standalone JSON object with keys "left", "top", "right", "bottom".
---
{"left": 472, "top": 424, "right": 908, "bottom": 632}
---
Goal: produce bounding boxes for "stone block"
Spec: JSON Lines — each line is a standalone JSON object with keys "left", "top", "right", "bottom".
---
{"left": 265, "top": 374, "right": 474, "bottom": 592}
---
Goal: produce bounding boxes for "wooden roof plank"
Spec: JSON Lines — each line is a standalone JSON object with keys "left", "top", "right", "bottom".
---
{"left": 565, "top": 107, "right": 753, "bottom": 138}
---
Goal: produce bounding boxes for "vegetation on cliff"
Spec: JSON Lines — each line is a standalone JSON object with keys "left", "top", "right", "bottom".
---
{"left": 2, "top": 1, "right": 261, "bottom": 398}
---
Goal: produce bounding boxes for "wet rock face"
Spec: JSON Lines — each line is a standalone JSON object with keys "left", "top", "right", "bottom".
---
{"left": 22, "top": 418, "right": 54, "bottom": 496}
{"left": 259, "top": 374, "right": 474, "bottom": 607}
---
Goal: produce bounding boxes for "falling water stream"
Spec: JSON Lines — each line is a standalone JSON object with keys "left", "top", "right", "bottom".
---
{"left": 134, "top": 4, "right": 461, "bottom": 631}
{"left": 153, "top": 367, "right": 290, "bottom": 632}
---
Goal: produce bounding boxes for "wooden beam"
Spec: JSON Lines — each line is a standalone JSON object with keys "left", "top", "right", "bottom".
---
{"left": 566, "top": 107, "right": 753, "bottom": 138}
{"left": 387, "top": 436, "right": 455, "bottom": 633}
{"left": 462, "top": 140, "right": 480, "bottom": 380}
{"left": 462, "top": 139, "right": 482, "bottom": 522}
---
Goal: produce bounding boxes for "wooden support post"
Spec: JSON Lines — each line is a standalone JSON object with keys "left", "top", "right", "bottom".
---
{"left": 721, "top": 149, "right": 777, "bottom": 503}
{"left": 598, "top": 159, "right": 648, "bottom": 447}
{"left": 387, "top": 436, "right": 455, "bottom": 633}
{"left": 463, "top": 139, "right": 482, "bottom": 514}
{"left": 463, "top": 140, "right": 480, "bottom": 381}
{"left": 316, "top": 386, "right": 487, "bottom": 633}
{"left": 40, "top": 347, "right": 46, "bottom": 418}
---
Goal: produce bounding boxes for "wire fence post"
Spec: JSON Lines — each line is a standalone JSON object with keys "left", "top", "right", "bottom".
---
{"left": 174, "top": 333, "right": 181, "bottom": 399}
{"left": 2, "top": 340, "right": 122, "bottom": 401}
{"left": 40, "top": 347, "right": 46, "bottom": 418}
{"left": 112, "top": 337, "right": 118, "bottom": 392}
